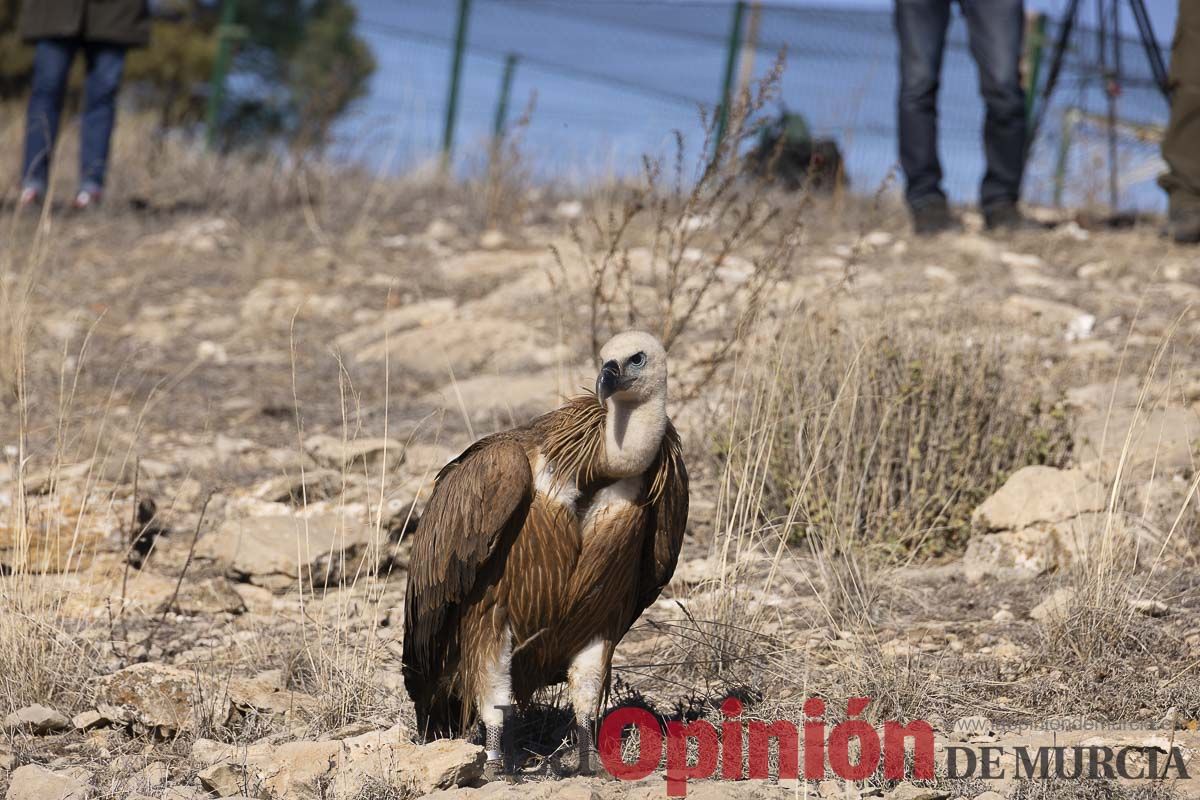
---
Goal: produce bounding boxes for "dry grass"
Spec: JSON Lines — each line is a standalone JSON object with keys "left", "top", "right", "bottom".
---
{"left": 732, "top": 314, "right": 1074, "bottom": 560}
{"left": 0, "top": 589, "right": 100, "bottom": 716}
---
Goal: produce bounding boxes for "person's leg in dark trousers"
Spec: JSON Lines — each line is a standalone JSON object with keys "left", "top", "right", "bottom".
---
{"left": 78, "top": 43, "right": 128, "bottom": 198}
{"left": 20, "top": 39, "right": 79, "bottom": 196}
{"left": 961, "top": 0, "right": 1028, "bottom": 221}
{"left": 895, "top": 0, "right": 953, "bottom": 215}
{"left": 1159, "top": 0, "right": 1200, "bottom": 243}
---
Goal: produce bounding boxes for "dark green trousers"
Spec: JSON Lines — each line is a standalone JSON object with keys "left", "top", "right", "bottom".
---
{"left": 1160, "top": 0, "right": 1200, "bottom": 213}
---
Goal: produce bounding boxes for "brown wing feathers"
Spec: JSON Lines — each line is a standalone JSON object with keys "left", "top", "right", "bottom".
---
{"left": 402, "top": 435, "right": 532, "bottom": 734}
{"left": 632, "top": 422, "right": 689, "bottom": 630}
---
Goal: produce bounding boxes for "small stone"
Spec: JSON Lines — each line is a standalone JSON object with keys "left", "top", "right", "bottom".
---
{"left": 991, "top": 609, "right": 1015, "bottom": 623}
{"left": 71, "top": 710, "right": 106, "bottom": 731}
{"left": 424, "top": 218, "right": 458, "bottom": 243}
{"left": 555, "top": 200, "right": 584, "bottom": 219}
{"left": 479, "top": 229, "right": 507, "bottom": 249}
{"left": 1131, "top": 598, "right": 1169, "bottom": 617}
{"left": 885, "top": 785, "right": 949, "bottom": 800}
{"left": 820, "top": 779, "right": 856, "bottom": 798}
{"left": 862, "top": 230, "right": 893, "bottom": 248}
{"left": 197, "top": 763, "right": 245, "bottom": 797}
{"left": 304, "top": 434, "right": 403, "bottom": 472}
{"left": 1030, "top": 588, "right": 1075, "bottom": 622}
{"left": 923, "top": 265, "right": 956, "bottom": 283}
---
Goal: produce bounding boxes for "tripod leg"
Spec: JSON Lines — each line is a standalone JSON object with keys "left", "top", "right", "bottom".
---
{"left": 1028, "top": 0, "right": 1082, "bottom": 148}
{"left": 1127, "top": 0, "right": 1171, "bottom": 100}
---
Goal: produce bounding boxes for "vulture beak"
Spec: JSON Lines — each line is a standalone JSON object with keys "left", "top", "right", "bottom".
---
{"left": 596, "top": 359, "right": 621, "bottom": 406}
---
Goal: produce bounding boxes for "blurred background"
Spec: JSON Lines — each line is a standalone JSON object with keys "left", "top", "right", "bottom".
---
{"left": 0, "top": 0, "right": 1181, "bottom": 212}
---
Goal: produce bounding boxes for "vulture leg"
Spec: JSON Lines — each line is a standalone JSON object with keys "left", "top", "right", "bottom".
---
{"left": 480, "top": 628, "right": 514, "bottom": 780}
{"left": 567, "top": 638, "right": 610, "bottom": 775}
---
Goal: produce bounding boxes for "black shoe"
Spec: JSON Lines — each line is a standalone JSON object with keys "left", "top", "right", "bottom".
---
{"left": 1167, "top": 205, "right": 1200, "bottom": 244}
{"left": 911, "top": 198, "right": 960, "bottom": 236}
{"left": 983, "top": 202, "right": 1043, "bottom": 232}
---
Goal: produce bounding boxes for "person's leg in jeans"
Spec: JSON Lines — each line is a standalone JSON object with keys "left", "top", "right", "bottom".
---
{"left": 78, "top": 43, "right": 128, "bottom": 198}
{"left": 961, "top": 0, "right": 1027, "bottom": 215}
{"left": 20, "top": 39, "right": 79, "bottom": 196}
{"left": 895, "top": 0, "right": 952, "bottom": 211}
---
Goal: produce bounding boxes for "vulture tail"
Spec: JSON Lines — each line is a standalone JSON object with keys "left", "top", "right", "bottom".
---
{"left": 412, "top": 688, "right": 465, "bottom": 741}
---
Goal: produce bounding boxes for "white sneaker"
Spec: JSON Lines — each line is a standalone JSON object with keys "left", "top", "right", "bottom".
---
{"left": 18, "top": 186, "right": 42, "bottom": 210}
{"left": 72, "top": 188, "right": 102, "bottom": 210}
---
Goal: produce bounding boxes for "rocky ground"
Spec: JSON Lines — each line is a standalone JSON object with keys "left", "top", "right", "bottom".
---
{"left": 1, "top": 136, "right": 1199, "bottom": 800}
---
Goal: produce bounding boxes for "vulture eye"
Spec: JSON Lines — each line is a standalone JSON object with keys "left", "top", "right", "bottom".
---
{"left": 629, "top": 352, "right": 646, "bottom": 368}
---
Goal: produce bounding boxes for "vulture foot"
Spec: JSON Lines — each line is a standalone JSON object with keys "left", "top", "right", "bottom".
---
{"left": 483, "top": 758, "right": 506, "bottom": 782}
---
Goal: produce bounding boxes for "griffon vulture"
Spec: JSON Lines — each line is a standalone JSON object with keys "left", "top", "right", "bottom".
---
{"left": 403, "top": 331, "right": 688, "bottom": 775}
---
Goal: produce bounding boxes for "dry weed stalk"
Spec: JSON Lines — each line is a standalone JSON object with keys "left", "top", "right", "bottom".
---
{"left": 550, "top": 57, "right": 804, "bottom": 402}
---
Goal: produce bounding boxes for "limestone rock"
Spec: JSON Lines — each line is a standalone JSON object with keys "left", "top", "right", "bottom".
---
{"left": 304, "top": 434, "right": 403, "bottom": 472}
{"left": 71, "top": 710, "right": 106, "bottom": 731}
{"left": 963, "top": 527, "right": 1060, "bottom": 581}
{"left": 423, "top": 369, "right": 568, "bottom": 423}
{"left": 1003, "top": 294, "right": 1090, "bottom": 333}
{"left": 195, "top": 512, "right": 380, "bottom": 589}
{"left": 98, "top": 663, "right": 232, "bottom": 734}
{"left": 3, "top": 703, "right": 69, "bottom": 734}
{"left": 257, "top": 740, "right": 342, "bottom": 799}
{"left": 972, "top": 466, "right": 1105, "bottom": 531}
{"left": 228, "top": 670, "right": 319, "bottom": 720}
{"left": 197, "top": 763, "right": 246, "bottom": 797}
{"left": 1074, "top": 407, "right": 1200, "bottom": 480}
{"left": 352, "top": 318, "right": 567, "bottom": 385}
{"left": 193, "top": 738, "right": 341, "bottom": 800}
{"left": 165, "top": 576, "right": 248, "bottom": 616}
{"left": 1030, "top": 587, "right": 1075, "bottom": 622}
{"left": 436, "top": 250, "right": 549, "bottom": 288}
{"left": 333, "top": 726, "right": 484, "bottom": 797}
{"left": 965, "top": 466, "right": 1116, "bottom": 580}
{"left": 122, "top": 761, "right": 170, "bottom": 794}
{"left": 240, "top": 278, "right": 345, "bottom": 326}
{"left": 333, "top": 298, "right": 457, "bottom": 355}
{"left": 5, "top": 764, "right": 90, "bottom": 800}
{"left": 252, "top": 468, "right": 342, "bottom": 504}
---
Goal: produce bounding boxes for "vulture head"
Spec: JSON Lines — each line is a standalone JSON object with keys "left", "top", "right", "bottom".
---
{"left": 596, "top": 331, "right": 669, "bottom": 477}
{"left": 596, "top": 330, "right": 668, "bottom": 407}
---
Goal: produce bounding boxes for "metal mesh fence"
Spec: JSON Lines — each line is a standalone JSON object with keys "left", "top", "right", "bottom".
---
{"left": 338, "top": 0, "right": 1173, "bottom": 211}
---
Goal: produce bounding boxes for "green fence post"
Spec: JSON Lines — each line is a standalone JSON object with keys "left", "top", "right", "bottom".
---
{"left": 205, "top": 0, "right": 238, "bottom": 150}
{"left": 714, "top": 0, "right": 747, "bottom": 158}
{"left": 442, "top": 0, "right": 473, "bottom": 172}
{"left": 1024, "top": 11, "right": 1048, "bottom": 126}
{"left": 492, "top": 53, "right": 519, "bottom": 143}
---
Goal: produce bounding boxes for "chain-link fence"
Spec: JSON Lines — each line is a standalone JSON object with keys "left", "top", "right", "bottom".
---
{"left": 336, "top": 0, "right": 1173, "bottom": 211}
